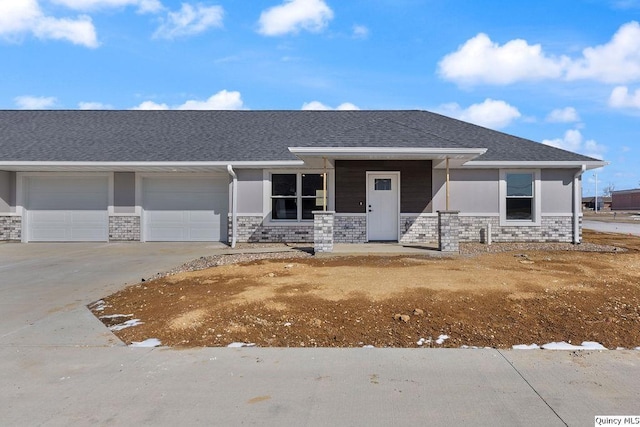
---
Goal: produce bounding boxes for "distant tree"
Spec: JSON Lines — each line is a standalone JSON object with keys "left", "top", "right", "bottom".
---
{"left": 602, "top": 183, "right": 615, "bottom": 197}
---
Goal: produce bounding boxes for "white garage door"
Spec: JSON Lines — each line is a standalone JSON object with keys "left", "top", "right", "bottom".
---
{"left": 26, "top": 176, "right": 109, "bottom": 242}
{"left": 143, "top": 176, "right": 228, "bottom": 242}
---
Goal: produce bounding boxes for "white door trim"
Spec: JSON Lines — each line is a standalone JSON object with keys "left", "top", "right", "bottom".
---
{"left": 366, "top": 171, "right": 400, "bottom": 242}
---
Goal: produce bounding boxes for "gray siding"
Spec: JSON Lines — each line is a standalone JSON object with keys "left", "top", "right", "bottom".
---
{"left": 432, "top": 169, "right": 499, "bottom": 213}
{"left": 113, "top": 172, "right": 136, "bottom": 214}
{"left": 0, "top": 171, "right": 16, "bottom": 213}
{"left": 335, "top": 160, "right": 432, "bottom": 213}
{"left": 236, "top": 169, "right": 263, "bottom": 213}
{"left": 541, "top": 169, "right": 575, "bottom": 214}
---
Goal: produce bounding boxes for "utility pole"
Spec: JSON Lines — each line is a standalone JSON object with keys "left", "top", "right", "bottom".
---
{"left": 594, "top": 173, "right": 598, "bottom": 213}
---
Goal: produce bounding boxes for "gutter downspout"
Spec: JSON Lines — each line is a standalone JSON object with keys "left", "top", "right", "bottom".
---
{"left": 227, "top": 165, "right": 238, "bottom": 248}
{"left": 573, "top": 165, "right": 586, "bottom": 244}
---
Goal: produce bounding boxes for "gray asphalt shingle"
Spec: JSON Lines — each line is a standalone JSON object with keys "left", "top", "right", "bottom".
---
{"left": 0, "top": 110, "right": 598, "bottom": 163}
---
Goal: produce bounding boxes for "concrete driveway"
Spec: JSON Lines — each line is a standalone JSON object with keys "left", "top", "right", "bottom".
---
{"left": 1, "top": 242, "right": 638, "bottom": 426}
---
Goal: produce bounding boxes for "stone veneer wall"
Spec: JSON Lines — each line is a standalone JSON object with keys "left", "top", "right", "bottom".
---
{"left": 109, "top": 216, "right": 141, "bottom": 241}
{"left": 231, "top": 215, "right": 313, "bottom": 243}
{"left": 229, "top": 213, "right": 578, "bottom": 245}
{"left": 0, "top": 215, "right": 21, "bottom": 241}
{"left": 458, "top": 215, "right": 575, "bottom": 243}
{"left": 334, "top": 215, "right": 367, "bottom": 243}
{"left": 400, "top": 215, "right": 438, "bottom": 244}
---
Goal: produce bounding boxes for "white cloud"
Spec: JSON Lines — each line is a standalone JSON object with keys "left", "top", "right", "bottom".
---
{"left": 132, "top": 90, "right": 244, "bottom": 110}
{"left": 15, "top": 95, "right": 57, "bottom": 109}
{"left": 352, "top": 24, "right": 369, "bottom": 39}
{"left": 78, "top": 101, "right": 113, "bottom": 109}
{"left": 565, "top": 21, "right": 640, "bottom": 83}
{"left": 0, "top": 0, "right": 98, "bottom": 47}
{"left": 301, "top": 101, "right": 360, "bottom": 110}
{"left": 132, "top": 100, "right": 169, "bottom": 110}
{"left": 438, "top": 33, "right": 567, "bottom": 85}
{"left": 258, "top": 0, "right": 333, "bottom": 36}
{"left": 546, "top": 107, "right": 580, "bottom": 123}
{"left": 176, "top": 90, "right": 244, "bottom": 110}
{"left": 439, "top": 21, "right": 640, "bottom": 86}
{"left": 437, "top": 99, "right": 521, "bottom": 129}
{"left": 542, "top": 129, "right": 607, "bottom": 159}
{"left": 50, "top": 0, "right": 163, "bottom": 14}
{"left": 609, "top": 85, "right": 640, "bottom": 108}
{"left": 153, "top": 3, "right": 224, "bottom": 39}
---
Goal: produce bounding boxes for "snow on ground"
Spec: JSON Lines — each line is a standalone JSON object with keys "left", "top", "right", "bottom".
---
{"left": 512, "top": 341, "right": 607, "bottom": 350}
{"left": 109, "top": 319, "right": 143, "bottom": 331}
{"left": 435, "top": 335, "right": 449, "bottom": 345}
{"left": 99, "top": 314, "right": 133, "bottom": 319}
{"left": 512, "top": 344, "right": 541, "bottom": 350}
{"left": 89, "top": 300, "right": 109, "bottom": 311}
{"left": 129, "top": 338, "right": 161, "bottom": 348}
{"left": 227, "top": 342, "right": 256, "bottom": 348}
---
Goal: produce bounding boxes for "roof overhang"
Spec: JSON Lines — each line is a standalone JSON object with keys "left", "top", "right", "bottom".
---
{"left": 288, "top": 147, "right": 488, "bottom": 168}
{"left": 0, "top": 160, "right": 305, "bottom": 172}
{"left": 464, "top": 160, "right": 608, "bottom": 170}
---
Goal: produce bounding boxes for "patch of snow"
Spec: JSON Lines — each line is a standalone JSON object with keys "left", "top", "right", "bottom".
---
{"left": 284, "top": 322, "right": 292, "bottom": 327}
{"left": 90, "top": 300, "right": 108, "bottom": 311}
{"left": 362, "top": 345, "right": 375, "bottom": 348}
{"left": 129, "top": 338, "right": 161, "bottom": 348}
{"left": 417, "top": 338, "right": 426, "bottom": 346}
{"left": 436, "top": 334, "right": 449, "bottom": 345}
{"left": 99, "top": 314, "right": 133, "bottom": 319}
{"left": 109, "top": 319, "right": 143, "bottom": 331}
{"left": 542, "top": 341, "right": 606, "bottom": 350}
{"left": 513, "top": 344, "right": 541, "bottom": 350}
{"left": 635, "top": 347, "right": 640, "bottom": 351}
{"left": 227, "top": 342, "right": 256, "bottom": 348}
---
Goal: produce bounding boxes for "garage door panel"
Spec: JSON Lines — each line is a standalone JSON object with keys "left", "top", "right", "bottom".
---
{"left": 26, "top": 177, "right": 109, "bottom": 242}
{"left": 143, "top": 177, "right": 228, "bottom": 242}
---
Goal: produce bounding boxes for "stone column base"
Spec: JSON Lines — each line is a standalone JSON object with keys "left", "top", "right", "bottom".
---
{"left": 313, "top": 211, "right": 335, "bottom": 253}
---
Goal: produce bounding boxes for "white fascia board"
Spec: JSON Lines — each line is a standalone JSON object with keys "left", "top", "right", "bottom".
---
{"left": 464, "top": 160, "right": 608, "bottom": 170}
{"left": 288, "top": 147, "right": 487, "bottom": 159}
{"left": 0, "top": 160, "right": 304, "bottom": 171}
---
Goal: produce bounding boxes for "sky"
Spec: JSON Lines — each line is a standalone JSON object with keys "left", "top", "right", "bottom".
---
{"left": 1, "top": 0, "right": 639, "bottom": 195}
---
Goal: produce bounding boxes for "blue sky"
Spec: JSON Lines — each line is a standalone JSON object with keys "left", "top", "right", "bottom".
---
{"left": 2, "top": 0, "right": 639, "bottom": 195}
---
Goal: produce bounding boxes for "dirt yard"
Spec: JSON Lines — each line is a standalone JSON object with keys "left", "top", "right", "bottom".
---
{"left": 92, "top": 230, "right": 640, "bottom": 349}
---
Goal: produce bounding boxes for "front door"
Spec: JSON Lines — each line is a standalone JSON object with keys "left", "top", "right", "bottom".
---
{"left": 367, "top": 172, "right": 399, "bottom": 241}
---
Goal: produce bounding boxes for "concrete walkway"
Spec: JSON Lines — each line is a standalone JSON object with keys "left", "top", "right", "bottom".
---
{"left": 1, "top": 242, "right": 638, "bottom": 426}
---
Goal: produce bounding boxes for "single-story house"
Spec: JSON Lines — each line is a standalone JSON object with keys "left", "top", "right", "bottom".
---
{"left": 611, "top": 188, "right": 640, "bottom": 211}
{"left": 0, "top": 110, "right": 605, "bottom": 250}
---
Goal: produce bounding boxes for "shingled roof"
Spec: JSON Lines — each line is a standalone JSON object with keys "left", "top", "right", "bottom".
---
{"left": 0, "top": 110, "right": 599, "bottom": 163}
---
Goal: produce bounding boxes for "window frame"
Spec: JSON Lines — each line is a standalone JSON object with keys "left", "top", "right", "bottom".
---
{"left": 499, "top": 169, "right": 541, "bottom": 227}
{"left": 266, "top": 171, "right": 329, "bottom": 223}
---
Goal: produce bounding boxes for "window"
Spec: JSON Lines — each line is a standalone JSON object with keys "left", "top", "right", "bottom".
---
{"left": 374, "top": 178, "right": 392, "bottom": 191}
{"left": 500, "top": 170, "right": 540, "bottom": 226}
{"left": 506, "top": 173, "right": 533, "bottom": 220}
{"left": 271, "top": 173, "right": 325, "bottom": 221}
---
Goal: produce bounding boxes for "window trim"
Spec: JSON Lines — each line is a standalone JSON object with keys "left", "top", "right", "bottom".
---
{"left": 499, "top": 169, "right": 541, "bottom": 227}
{"left": 263, "top": 170, "right": 333, "bottom": 225}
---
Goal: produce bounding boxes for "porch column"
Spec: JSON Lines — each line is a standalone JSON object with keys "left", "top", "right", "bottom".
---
{"left": 313, "top": 210, "right": 335, "bottom": 253}
{"left": 438, "top": 210, "right": 460, "bottom": 253}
